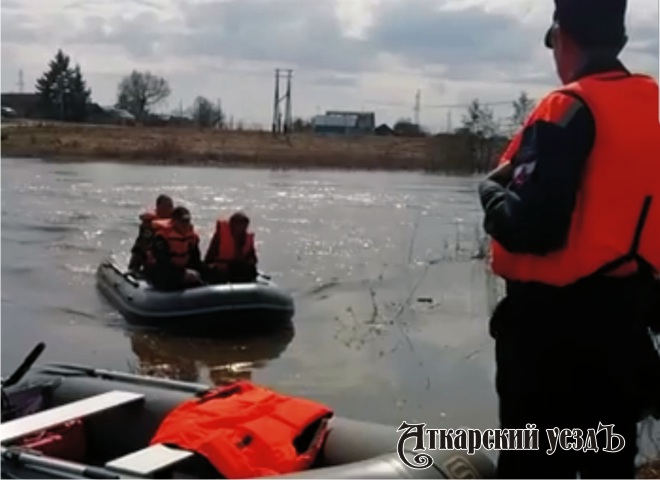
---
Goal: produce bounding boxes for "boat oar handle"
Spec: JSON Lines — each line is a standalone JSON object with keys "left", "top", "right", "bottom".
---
{"left": 258, "top": 271, "right": 272, "bottom": 280}
{"left": 1, "top": 447, "right": 122, "bottom": 479}
{"left": 2, "top": 342, "right": 46, "bottom": 388}
{"left": 40, "top": 363, "right": 210, "bottom": 394}
{"left": 102, "top": 261, "right": 139, "bottom": 288}
{"left": 122, "top": 274, "right": 139, "bottom": 288}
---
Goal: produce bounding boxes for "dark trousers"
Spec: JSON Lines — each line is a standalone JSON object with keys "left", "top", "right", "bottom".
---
{"left": 204, "top": 263, "right": 257, "bottom": 285}
{"left": 491, "top": 273, "right": 660, "bottom": 479}
{"left": 146, "top": 265, "right": 201, "bottom": 291}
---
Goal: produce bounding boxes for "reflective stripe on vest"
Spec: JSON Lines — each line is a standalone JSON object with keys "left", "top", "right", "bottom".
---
{"left": 491, "top": 72, "right": 660, "bottom": 286}
{"left": 216, "top": 220, "right": 255, "bottom": 261}
{"left": 149, "top": 381, "right": 333, "bottom": 478}
{"left": 151, "top": 218, "right": 171, "bottom": 232}
{"left": 151, "top": 219, "right": 199, "bottom": 268}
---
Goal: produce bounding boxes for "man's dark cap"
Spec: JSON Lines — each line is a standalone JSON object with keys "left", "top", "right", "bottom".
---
{"left": 229, "top": 211, "right": 250, "bottom": 226}
{"left": 156, "top": 194, "right": 173, "bottom": 206}
{"left": 172, "top": 206, "right": 191, "bottom": 221}
{"left": 544, "top": 0, "right": 627, "bottom": 50}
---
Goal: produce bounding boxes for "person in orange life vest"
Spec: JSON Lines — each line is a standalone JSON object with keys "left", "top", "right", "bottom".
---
{"left": 478, "top": 0, "right": 660, "bottom": 478}
{"left": 128, "top": 194, "right": 173, "bottom": 273}
{"left": 145, "top": 206, "right": 204, "bottom": 290}
{"left": 204, "top": 211, "right": 258, "bottom": 284}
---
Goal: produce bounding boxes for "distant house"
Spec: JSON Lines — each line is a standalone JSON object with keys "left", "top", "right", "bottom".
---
{"left": 312, "top": 110, "right": 376, "bottom": 136}
{"left": 1, "top": 93, "right": 41, "bottom": 118}
{"left": 374, "top": 123, "right": 395, "bottom": 136}
{"left": 325, "top": 110, "right": 375, "bottom": 133}
{"left": 312, "top": 113, "right": 358, "bottom": 135}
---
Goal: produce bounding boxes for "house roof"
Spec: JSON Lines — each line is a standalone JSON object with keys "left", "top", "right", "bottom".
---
{"left": 312, "top": 114, "right": 358, "bottom": 128}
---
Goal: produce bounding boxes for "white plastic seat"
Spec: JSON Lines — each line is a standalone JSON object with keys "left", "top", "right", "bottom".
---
{"left": 0, "top": 390, "right": 144, "bottom": 444}
{"left": 105, "top": 444, "right": 194, "bottom": 477}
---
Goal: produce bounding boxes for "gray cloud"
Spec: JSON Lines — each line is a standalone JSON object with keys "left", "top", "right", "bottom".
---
{"left": 626, "top": 28, "right": 659, "bottom": 57}
{"left": 307, "top": 74, "right": 361, "bottom": 88}
{"left": 170, "top": 0, "right": 372, "bottom": 72}
{"left": 65, "top": 11, "right": 168, "bottom": 58}
{"left": 1, "top": 0, "right": 656, "bottom": 105}
{"left": 366, "top": 0, "right": 537, "bottom": 67}
{"left": 1, "top": 12, "right": 40, "bottom": 44}
{"left": 64, "top": 0, "right": 161, "bottom": 9}
{"left": 168, "top": 0, "right": 546, "bottom": 82}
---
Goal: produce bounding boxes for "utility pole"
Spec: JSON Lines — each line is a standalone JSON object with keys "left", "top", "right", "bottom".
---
{"left": 284, "top": 69, "right": 293, "bottom": 134}
{"left": 272, "top": 68, "right": 293, "bottom": 135}
{"left": 272, "top": 69, "right": 280, "bottom": 134}
{"left": 17, "top": 70, "right": 25, "bottom": 93}
{"left": 414, "top": 89, "right": 421, "bottom": 127}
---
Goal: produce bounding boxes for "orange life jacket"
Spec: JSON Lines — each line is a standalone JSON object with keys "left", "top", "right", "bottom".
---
{"left": 149, "top": 381, "right": 333, "bottom": 479}
{"left": 491, "top": 72, "right": 660, "bottom": 286}
{"left": 215, "top": 219, "right": 255, "bottom": 262}
{"left": 139, "top": 209, "right": 169, "bottom": 225}
{"left": 151, "top": 218, "right": 172, "bottom": 233}
{"left": 146, "top": 219, "right": 199, "bottom": 268}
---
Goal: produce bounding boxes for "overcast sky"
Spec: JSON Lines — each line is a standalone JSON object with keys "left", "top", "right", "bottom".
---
{"left": 2, "top": 0, "right": 658, "bottom": 131}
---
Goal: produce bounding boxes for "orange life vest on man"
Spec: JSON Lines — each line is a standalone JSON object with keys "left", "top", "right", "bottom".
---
{"left": 150, "top": 380, "right": 333, "bottom": 479}
{"left": 215, "top": 219, "right": 255, "bottom": 262}
{"left": 490, "top": 72, "right": 660, "bottom": 287}
{"left": 146, "top": 218, "right": 199, "bottom": 268}
{"left": 139, "top": 209, "right": 169, "bottom": 225}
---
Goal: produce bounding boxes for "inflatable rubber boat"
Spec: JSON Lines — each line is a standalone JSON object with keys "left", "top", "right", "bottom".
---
{"left": 1, "top": 344, "right": 495, "bottom": 479}
{"left": 96, "top": 260, "right": 295, "bottom": 332}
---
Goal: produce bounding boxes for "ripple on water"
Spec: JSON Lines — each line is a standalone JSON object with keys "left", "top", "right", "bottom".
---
{"left": 2, "top": 159, "right": 511, "bottom": 433}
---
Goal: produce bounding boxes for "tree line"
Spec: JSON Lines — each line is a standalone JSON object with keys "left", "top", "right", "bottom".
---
{"left": 34, "top": 49, "right": 537, "bottom": 134}
{"left": 35, "top": 49, "right": 225, "bottom": 127}
{"left": 390, "top": 91, "right": 536, "bottom": 138}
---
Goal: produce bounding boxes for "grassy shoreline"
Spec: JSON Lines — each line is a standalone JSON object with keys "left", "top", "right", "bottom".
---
{"left": 1, "top": 122, "right": 491, "bottom": 173}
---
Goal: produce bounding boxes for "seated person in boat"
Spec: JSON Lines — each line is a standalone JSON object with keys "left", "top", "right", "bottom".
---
{"left": 203, "top": 211, "right": 258, "bottom": 284}
{"left": 145, "top": 206, "right": 204, "bottom": 290}
{"left": 128, "top": 194, "right": 174, "bottom": 273}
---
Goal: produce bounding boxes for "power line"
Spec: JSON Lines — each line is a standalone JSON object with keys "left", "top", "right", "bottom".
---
{"left": 364, "top": 99, "right": 528, "bottom": 110}
{"left": 413, "top": 89, "right": 421, "bottom": 126}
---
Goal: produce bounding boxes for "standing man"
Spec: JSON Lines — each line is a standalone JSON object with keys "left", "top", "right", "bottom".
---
{"left": 479, "top": 0, "right": 660, "bottom": 477}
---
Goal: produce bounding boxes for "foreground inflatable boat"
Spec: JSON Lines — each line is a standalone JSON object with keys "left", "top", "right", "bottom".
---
{"left": 1, "top": 345, "right": 495, "bottom": 479}
{"left": 96, "top": 260, "right": 295, "bottom": 332}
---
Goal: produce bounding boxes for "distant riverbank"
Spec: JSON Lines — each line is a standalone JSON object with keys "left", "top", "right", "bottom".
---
{"left": 1, "top": 122, "right": 501, "bottom": 173}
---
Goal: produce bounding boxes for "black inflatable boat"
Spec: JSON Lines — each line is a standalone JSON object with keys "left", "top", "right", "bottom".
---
{"left": 1, "top": 344, "right": 495, "bottom": 479}
{"left": 96, "top": 260, "right": 295, "bottom": 332}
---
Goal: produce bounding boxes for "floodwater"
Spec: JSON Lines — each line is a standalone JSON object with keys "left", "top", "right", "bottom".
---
{"left": 3, "top": 157, "right": 657, "bottom": 463}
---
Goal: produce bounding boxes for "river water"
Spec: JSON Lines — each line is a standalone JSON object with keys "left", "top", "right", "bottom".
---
{"left": 2, "top": 157, "right": 657, "bottom": 463}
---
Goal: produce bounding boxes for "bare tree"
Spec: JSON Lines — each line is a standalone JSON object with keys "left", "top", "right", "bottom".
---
{"left": 393, "top": 118, "right": 426, "bottom": 137}
{"left": 511, "top": 91, "right": 536, "bottom": 128}
{"left": 116, "top": 70, "right": 171, "bottom": 120}
{"left": 462, "top": 99, "right": 498, "bottom": 138}
{"left": 189, "top": 96, "right": 224, "bottom": 128}
{"left": 461, "top": 99, "right": 501, "bottom": 171}
{"left": 292, "top": 117, "right": 312, "bottom": 132}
